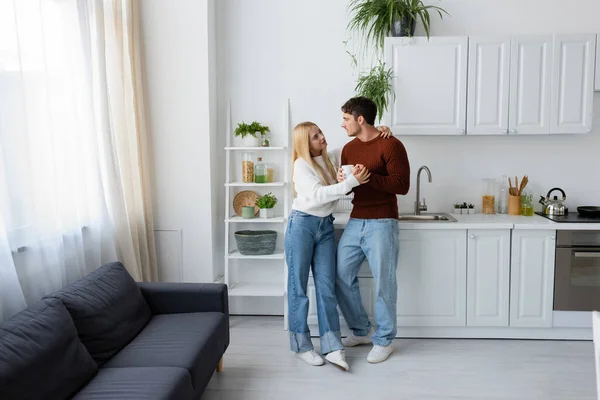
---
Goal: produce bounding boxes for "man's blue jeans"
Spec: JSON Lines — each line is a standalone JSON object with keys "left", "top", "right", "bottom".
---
{"left": 335, "top": 218, "right": 399, "bottom": 346}
{"left": 285, "top": 210, "right": 343, "bottom": 354}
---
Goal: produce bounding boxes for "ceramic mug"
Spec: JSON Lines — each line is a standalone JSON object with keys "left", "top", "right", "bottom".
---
{"left": 341, "top": 165, "right": 354, "bottom": 180}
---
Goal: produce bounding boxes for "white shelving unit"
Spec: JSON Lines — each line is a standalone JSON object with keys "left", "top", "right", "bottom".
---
{"left": 223, "top": 100, "right": 291, "bottom": 298}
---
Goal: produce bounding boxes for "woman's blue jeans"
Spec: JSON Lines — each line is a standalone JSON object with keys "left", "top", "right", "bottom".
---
{"left": 285, "top": 210, "right": 343, "bottom": 354}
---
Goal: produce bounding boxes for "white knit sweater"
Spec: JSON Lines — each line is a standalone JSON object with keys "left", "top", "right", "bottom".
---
{"left": 291, "top": 150, "right": 359, "bottom": 217}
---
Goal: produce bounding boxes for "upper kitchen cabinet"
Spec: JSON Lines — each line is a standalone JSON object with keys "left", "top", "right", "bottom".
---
{"left": 384, "top": 37, "right": 468, "bottom": 135}
{"left": 466, "top": 37, "right": 511, "bottom": 135}
{"left": 508, "top": 35, "right": 554, "bottom": 135}
{"left": 549, "top": 34, "right": 596, "bottom": 133}
{"left": 388, "top": 34, "right": 596, "bottom": 135}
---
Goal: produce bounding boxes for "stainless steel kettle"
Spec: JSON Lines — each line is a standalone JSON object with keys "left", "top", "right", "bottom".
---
{"left": 539, "top": 187, "right": 567, "bottom": 215}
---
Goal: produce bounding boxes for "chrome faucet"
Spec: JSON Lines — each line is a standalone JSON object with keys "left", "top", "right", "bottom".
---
{"left": 414, "top": 165, "right": 432, "bottom": 215}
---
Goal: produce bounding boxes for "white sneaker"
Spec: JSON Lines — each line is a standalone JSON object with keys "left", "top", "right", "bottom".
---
{"left": 295, "top": 350, "right": 324, "bottom": 366}
{"left": 342, "top": 327, "right": 374, "bottom": 347}
{"left": 367, "top": 345, "right": 394, "bottom": 363}
{"left": 325, "top": 350, "right": 349, "bottom": 371}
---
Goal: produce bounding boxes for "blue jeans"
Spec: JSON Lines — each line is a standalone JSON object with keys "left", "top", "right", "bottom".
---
{"left": 336, "top": 218, "right": 399, "bottom": 346}
{"left": 285, "top": 210, "right": 343, "bottom": 354}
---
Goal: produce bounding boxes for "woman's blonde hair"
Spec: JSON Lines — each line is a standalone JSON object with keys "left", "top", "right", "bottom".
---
{"left": 291, "top": 122, "right": 337, "bottom": 195}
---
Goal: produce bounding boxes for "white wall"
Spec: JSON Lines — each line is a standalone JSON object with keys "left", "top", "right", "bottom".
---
{"left": 217, "top": 0, "right": 600, "bottom": 215}
{"left": 139, "top": 0, "right": 219, "bottom": 284}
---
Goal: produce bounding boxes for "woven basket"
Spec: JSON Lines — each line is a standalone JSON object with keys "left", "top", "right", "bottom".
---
{"left": 234, "top": 230, "right": 277, "bottom": 255}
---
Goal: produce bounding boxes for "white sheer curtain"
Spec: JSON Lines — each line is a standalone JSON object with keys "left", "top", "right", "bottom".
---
{"left": 0, "top": 0, "right": 157, "bottom": 321}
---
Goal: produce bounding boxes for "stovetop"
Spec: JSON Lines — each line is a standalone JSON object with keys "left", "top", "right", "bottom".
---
{"left": 535, "top": 211, "right": 600, "bottom": 223}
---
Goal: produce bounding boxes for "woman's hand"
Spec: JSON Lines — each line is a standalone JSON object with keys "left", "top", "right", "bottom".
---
{"left": 337, "top": 167, "right": 345, "bottom": 183}
{"left": 377, "top": 125, "right": 393, "bottom": 138}
{"left": 354, "top": 165, "right": 371, "bottom": 184}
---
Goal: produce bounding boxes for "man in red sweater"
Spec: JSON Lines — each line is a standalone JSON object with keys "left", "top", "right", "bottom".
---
{"left": 335, "top": 96, "right": 410, "bottom": 364}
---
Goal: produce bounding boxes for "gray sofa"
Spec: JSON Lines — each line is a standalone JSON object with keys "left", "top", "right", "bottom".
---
{"left": 0, "top": 262, "right": 229, "bottom": 400}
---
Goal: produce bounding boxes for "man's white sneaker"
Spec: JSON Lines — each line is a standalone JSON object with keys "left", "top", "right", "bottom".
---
{"left": 295, "top": 350, "right": 324, "bottom": 366}
{"left": 367, "top": 345, "right": 394, "bottom": 363}
{"left": 325, "top": 350, "right": 349, "bottom": 371}
{"left": 341, "top": 327, "right": 374, "bottom": 347}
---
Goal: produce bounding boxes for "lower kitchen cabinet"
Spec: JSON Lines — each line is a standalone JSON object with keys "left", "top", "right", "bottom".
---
{"left": 466, "top": 229, "right": 511, "bottom": 327}
{"left": 397, "top": 230, "right": 467, "bottom": 326}
{"left": 509, "top": 230, "right": 556, "bottom": 327}
{"left": 306, "top": 277, "right": 375, "bottom": 326}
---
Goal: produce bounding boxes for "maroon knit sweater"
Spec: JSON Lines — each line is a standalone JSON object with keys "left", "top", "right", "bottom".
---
{"left": 341, "top": 135, "right": 410, "bottom": 219}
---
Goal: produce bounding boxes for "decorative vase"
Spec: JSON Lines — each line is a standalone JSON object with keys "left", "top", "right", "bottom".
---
{"left": 241, "top": 206, "right": 255, "bottom": 219}
{"left": 259, "top": 208, "right": 273, "bottom": 219}
{"left": 391, "top": 16, "right": 416, "bottom": 37}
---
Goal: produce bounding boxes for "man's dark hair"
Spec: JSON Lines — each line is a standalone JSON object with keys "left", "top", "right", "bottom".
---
{"left": 341, "top": 96, "right": 377, "bottom": 126}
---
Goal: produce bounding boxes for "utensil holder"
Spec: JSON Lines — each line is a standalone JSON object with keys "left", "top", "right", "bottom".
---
{"left": 508, "top": 194, "right": 521, "bottom": 215}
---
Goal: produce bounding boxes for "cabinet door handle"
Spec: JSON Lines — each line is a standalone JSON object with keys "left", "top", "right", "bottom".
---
{"left": 460, "top": 129, "right": 465, "bottom": 134}
{"left": 510, "top": 129, "right": 517, "bottom": 134}
{"left": 469, "top": 234, "right": 475, "bottom": 239}
{"left": 549, "top": 236, "right": 555, "bottom": 241}
{"left": 574, "top": 252, "right": 600, "bottom": 258}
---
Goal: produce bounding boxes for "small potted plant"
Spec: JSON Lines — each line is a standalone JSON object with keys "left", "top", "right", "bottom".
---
{"left": 256, "top": 192, "right": 277, "bottom": 219}
{"left": 467, "top": 203, "right": 475, "bottom": 214}
{"left": 234, "top": 121, "right": 270, "bottom": 147}
{"left": 453, "top": 202, "right": 463, "bottom": 214}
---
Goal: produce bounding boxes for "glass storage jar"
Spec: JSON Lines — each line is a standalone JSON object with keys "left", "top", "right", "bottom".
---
{"left": 242, "top": 153, "right": 254, "bottom": 183}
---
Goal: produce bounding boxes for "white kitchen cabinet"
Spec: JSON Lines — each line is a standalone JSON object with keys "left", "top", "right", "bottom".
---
{"left": 466, "top": 37, "right": 511, "bottom": 135}
{"left": 466, "top": 229, "right": 511, "bottom": 327}
{"left": 508, "top": 35, "right": 554, "bottom": 135}
{"left": 550, "top": 34, "right": 596, "bottom": 133}
{"left": 384, "top": 37, "right": 468, "bottom": 135}
{"left": 397, "top": 230, "right": 467, "bottom": 326}
{"left": 510, "top": 230, "right": 556, "bottom": 328}
{"left": 307, "top": 277, "right": 375, "bottom": 326}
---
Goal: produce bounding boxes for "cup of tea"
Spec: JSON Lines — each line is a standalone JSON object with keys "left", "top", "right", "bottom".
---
{"left": 341, "top": 165, "right": 354, "bottom": 179}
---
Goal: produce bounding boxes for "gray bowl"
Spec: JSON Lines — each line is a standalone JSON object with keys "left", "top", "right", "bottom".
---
{"left": 234, "top": 230, "right": 277, "bottom": 256}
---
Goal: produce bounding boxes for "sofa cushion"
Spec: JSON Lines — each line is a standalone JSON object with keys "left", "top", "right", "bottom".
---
{"left": 45, "top": 261, "right": 152, "bottom": 365}
{"left": 104, "top": 312, "right": 228, "bottom": 391}
{"left": 72, "top": 367, "right": 194, "bottom": 400}
{"left": 0, "top": 298, "right": 97, "bottom": 400}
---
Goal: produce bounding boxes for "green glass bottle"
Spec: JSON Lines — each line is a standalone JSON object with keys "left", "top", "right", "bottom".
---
{"left": 254, "top": 157, "right": 267, "bottom": 183}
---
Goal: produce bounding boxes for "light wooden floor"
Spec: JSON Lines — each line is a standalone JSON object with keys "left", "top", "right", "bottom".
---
{"left": 203, "top": 316, "right": 597, "bottom": 400}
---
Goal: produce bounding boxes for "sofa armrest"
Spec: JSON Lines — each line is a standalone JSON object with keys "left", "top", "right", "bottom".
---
{"left": 137, "top": 282, "right": 229, "bottom": 316}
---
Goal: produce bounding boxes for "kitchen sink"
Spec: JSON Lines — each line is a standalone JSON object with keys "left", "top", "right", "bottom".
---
{"left": 397, "top": 213, "right": 457, "bottom": 222}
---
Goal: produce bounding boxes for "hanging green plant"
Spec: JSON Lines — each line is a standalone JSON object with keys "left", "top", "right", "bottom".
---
{"left": 347, "top": 0, "right": 449, "bottom": 52}
{"left": 354, "top": 60, "right": 395, "bottom": 123}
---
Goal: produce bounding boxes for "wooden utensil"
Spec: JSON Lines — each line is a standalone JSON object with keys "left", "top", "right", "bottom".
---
{"left": 518, "top": 175, "right": 528, "bottom": 195}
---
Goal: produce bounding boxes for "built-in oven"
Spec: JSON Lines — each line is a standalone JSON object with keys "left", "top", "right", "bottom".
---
{"left": 554, "top": 230, "right": 600, "bottom": 311}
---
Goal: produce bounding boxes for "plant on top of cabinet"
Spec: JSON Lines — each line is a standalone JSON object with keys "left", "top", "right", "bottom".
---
{"left": 234, "top": 121, "right": 270, "bottom": 147}
{"left": 354, "top": 59, "right": 395, "bottom": 123}
{"left": 347, "top": 0, "right": 449, "bottom": 51}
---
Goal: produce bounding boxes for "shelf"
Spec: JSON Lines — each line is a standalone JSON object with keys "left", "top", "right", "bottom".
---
{"left": 227, "top": 250, "right": 285, "bottom": 260}
{"left": 228, "top": 282, "right": 283, "bottom": 297}
{"left": 225, "top": 146, "right": 286, "bottom": 151}
{"left": 225, "top": 182, "right": 286, "bottom": 187}
{"left": 226, "top": 216, "right": 286, "bottom": 223}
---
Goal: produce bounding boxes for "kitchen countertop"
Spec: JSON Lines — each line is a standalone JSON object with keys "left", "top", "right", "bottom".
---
{"left": 332, "top": 212, "right": 600, "bottom": 231}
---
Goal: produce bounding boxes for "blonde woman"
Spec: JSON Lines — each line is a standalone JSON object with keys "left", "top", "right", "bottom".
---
{"left": 286, "top": 121, "right": 390, "bottom": 370}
